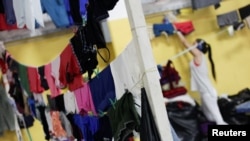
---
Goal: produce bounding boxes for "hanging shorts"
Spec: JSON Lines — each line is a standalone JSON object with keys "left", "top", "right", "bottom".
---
{"left": 216, "top": 10, "right": 240, "bottom": 28}
{"left": 192, "top": 0, "right": 221, "bottom": 10}
{"left": 173, "top": 21, "right": 194, "bottom": 35}
{"left": 153, "top": 23, "right": 175, "bottom": 37}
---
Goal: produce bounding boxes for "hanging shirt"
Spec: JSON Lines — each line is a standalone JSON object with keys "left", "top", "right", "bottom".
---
{"left": 51, "top": 56, "right": 61, "bottom": 89}
{"left": 190, "top": 54, "right": 217, "bottom": 97}
{"left": 59, "top": 44, "right": 84, "bottom": 91}
{"left": 63, "top": 91, "right": 79, "bottom": 114}
{"left": 51, "top": 111, "right": 67, "bottom": 138}
{"left": 45, "top": 63, "right": 61, "bottom": 98}
{"left": 110, "top": 39, "right": 143, "bottom": 116}
{"left": 2, "top": 0, "right": 16, "bottom": 25}
{"left": 73, "top": 114, "right": 99, "bottom": 141}
{"left": 27, "top": 67, "right": 44, "bottom": 93}
{"left": 40, "top": 0, "right": 70, "bottom": 28}
{"left": 73, "top": 83, "right": 97, "bottom": 116}
{"left": 89, "top": 66, "right": 116, "bottom": 114}
{"left": 13, "top": 0, "right": 44, "bottom": 30}
{"left": 18, "top": 64, "right": 32, "bottom": 96}
{"left": 0, "top": 84, "right": 15, "bottom": 134}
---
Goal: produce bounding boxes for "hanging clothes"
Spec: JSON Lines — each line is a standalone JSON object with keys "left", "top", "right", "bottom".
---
{"left": 140, "top": 88, "right": 161, "bottom": 141}
{"left": 40, "top": 0, "right": 70, "bottom": 28}
{"left": 70, "top": 25, "right": 98, "bottom": 80}
{"left": 153, "top": 23, "right": 175, "bottom": 37}
{"left": 18, "top": 64, "right": 32, "bottom": 96}
{"left": 89, "top": 66, "right": 116, "bottom": 114}
{"left": 59, "top": 44, "right": 84, "bottom": 91}
{"left": 36, "top": 105, "right": 51, "bottom": 140}
{"left": 27, "top": 67, "right": 44, "bottom": 93}
{"left": 73, "top": 83, "right": 97, "bottom": 115}
{"left": 216, "top": 10, "right": 240, "bottom": 28}
{"left": 0, "top": 84, "right": 15, "bottom": 136}
{"left": 73, "top": 114, "right": 99, "bottom": 141}
{"left": 192, "top": 0, "right": 221, "bottom": 10}
{"left": 51, "top": 111, "right": 67, "bottom": 138}
{"left": 45, "top": 62, "right": 61, "bottom": 98}
{"left": 63, "top": 91, "right": 79, "bottom": 114}
{"left": 93, "top": 115, "right": 113, "bottom": 141}
{"left": 238, "top": 4, "right": 250, "bottom": 20}
{"left": 38, "top": 66, "right": 49, "bottom": 91}
{"left": 54, "top": 94, "right": 66, "bottom": 112}
{"left": 12, "top": 0, "right": 44, "bottom": 30}
{"left": 66, "top": 113, "right": 82, "bottom": 140}
{"left": 110, "top": 39, "right": 143, "bottom": 116}
{"left": 51, "top": 56, "right": 61, "bottom": 89}
{"left": 106, "top": 91, "right": 140, "bottom": 141}
{"left": 68, "top": 0, "right": 88, "bottom": 25}
{"left": 2, "top": 0, "right": 16, "bottom": 25}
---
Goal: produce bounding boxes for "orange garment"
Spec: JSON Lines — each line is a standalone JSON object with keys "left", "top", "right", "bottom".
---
{"left": 51, "top": 111, "right": 67, "bottom": 138}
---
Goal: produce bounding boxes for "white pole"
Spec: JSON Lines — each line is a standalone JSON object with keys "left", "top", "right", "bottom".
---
{"left": 124, "top": 0, "right": 173, "bottom": 140}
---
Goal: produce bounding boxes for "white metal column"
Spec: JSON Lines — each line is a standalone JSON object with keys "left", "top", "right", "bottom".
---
{"left": 124, "top": 0, "right": 173, "bottom": 140}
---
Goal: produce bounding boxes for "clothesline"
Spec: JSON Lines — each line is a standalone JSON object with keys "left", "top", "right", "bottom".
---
{"left": 166, "top": 28, "right": 230, "bottom": 62}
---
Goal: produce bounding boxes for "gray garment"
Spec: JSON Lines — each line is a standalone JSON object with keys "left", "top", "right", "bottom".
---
{"left": 192, "top": 0, "right": 221, "bottom": 9}
{"left": 0, "top": 85, "right": 15, "bottom": 133}
{"left": 217, "top": 10, "right": 240, "bottom": 28}
{"left": 59, "top": 112, "right": 73, "bottom": 138}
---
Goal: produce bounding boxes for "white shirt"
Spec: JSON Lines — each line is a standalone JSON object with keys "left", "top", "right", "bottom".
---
{"left": 190, "top": 54, "right": 217, "bottom": 97}
{"left": 13, "top": 0, "right": 44, "bottom": 30}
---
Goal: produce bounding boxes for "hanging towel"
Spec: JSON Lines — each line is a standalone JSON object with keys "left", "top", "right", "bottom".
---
{"left": 192, "top": 0, "right": 221, "bottom": 10}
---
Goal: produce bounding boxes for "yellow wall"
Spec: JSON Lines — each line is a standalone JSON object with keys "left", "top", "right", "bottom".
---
{"left": 1, "top": 0, "right": 250, "bottom": 140}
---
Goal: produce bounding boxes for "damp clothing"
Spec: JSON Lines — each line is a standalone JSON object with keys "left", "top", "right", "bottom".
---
{"left": 63, "top": 91, "right": 79, "bottom": 114}
{"left": 73, "top": 115, "right": 99, "bottom": 141}
{"left": 0, "top": 84, "right": 15, "bottom": 135}
{"left": 45, "top": 63, "right": 61, "bottom": 98}
{"left": 238, "top": 4, "right": 250, "bottom": 20}
{"left": 153, "top": 23, "right": 175, "bottom": 37}
{"left": 173, "top": 21, "right": 195, "bottom": 35}
{"left": 27, "top": 67, "right": 44, "bottom": 93}
{"left": 41, "top": 0, "right": 70, "bottom": 28}
{"left": 192, "top": 0, "right": 221, "bottom": 10}
{"left": 216, "top": 10, "right": 240, "bottom": 28}
{"left": 12, "top": 0, "right": 44, "bottom": 30}
{"left": 110, "top": 39, "right": 143, "bottom": 116}
{"left": 73, "top": 83, "right": 97, "bottom": 115}
{"left": 59, "top": 44, "right": 84, "bottom": 91}
{"left": 89, "top": 66, "right": 116, "bottom": 113}
{"left": 107, "top": 91, "right": 140, "bottom": 141}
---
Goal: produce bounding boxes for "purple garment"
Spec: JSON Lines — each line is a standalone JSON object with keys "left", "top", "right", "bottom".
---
{"left": 2, "top": 0, "right": 16, "bottom": 25}
{"left": 65, "top": 0, "right": 88, "bottom": 25}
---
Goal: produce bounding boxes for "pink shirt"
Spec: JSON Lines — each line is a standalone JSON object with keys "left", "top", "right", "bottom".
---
{"left": 45, "top": 63, "right": 61, "bottom": 98}
{"left": 73, "top": 83, "right": 96, "bottom": 116}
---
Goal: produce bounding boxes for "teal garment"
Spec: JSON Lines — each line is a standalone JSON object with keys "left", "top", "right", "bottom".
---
{"left": 107, "top": 91, "right": 140, "bottom": 141}
{"left": 18, "top": 64, "right": 32, "bottom": 96}
{"left": 0, "top": 84, "right": 15, "bottom": 134}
